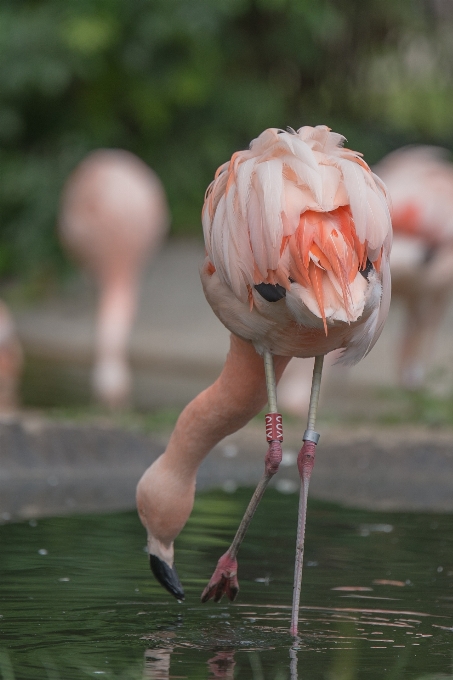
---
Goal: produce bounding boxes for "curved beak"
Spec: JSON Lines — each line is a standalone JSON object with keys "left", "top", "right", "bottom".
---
{"left": 149, "top": 554, "right": 185, "bottom": 601}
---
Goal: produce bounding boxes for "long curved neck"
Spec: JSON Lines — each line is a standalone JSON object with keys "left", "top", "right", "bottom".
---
{"left": 136, "top": 334, "right": 291, "bottom": 550}
{"left": 163, "top": 335, "right": 291, "bottom": 479}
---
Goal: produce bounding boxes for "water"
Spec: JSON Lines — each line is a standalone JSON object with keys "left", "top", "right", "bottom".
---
{"left": 1, "top": 489, "right": 453, "bottom": 679}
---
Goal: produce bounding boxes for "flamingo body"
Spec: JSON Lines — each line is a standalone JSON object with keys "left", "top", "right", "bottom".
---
{"left": 59, "top": 149, "right": 169, "bottom": 407}
{"left": 201, "top": 127, "right": 391, "bottom": 362}
{"left": 137, "top": 126, "right": 392, "bottom": 620}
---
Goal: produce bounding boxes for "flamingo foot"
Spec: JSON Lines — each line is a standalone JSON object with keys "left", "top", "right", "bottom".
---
{"left": 201, "top": 552, "right": 239, "bottom": 603}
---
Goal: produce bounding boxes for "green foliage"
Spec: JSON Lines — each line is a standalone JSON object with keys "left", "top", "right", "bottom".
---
{"left": 43, "top": 403, "right": 181, "bottom": 434}
{"left": 374, "top": 386, "right": 453, "bottom": 427}
{"left": 1, "top": 0, "right": 452, "bottom": 283}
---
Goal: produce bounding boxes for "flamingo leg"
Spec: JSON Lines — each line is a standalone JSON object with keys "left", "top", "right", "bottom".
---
{"left": 290, "top": 354, "right": 324, "bottom": 636}
{"left": 201, "top": 349, "right": 283, "bottom": 603}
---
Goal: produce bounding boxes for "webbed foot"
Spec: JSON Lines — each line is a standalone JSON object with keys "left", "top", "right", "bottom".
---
{"left": 201, "top": 552, "right": 239, "bottom": 603}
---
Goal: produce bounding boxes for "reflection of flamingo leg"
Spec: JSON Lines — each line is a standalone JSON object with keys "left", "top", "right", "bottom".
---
{"left": 143, "top": 648, "right": 173, "bottom": 680}
{"left": 289, "top": 645, "right": 299, "bottom": 680}
{"left": 207, "top": 651, "right": 236, "bottom": 679}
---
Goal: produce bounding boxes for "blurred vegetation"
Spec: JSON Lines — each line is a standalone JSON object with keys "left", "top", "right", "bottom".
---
{"left": 27, "top": 388, "right": 453, "bottom": 433}
{"left": 1, "top": 0, "right": 453, "bottom": 284}
{"left": 20, "top": 354, "right": 453, "bottom": 430}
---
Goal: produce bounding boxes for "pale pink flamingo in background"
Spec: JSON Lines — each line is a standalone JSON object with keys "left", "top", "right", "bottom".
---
{"left": 137, "top": 126, "right": 392, "bottom": 635}
{"left": 59, "top": 149, "right": 169, "bottom": 409}
{"left": 279, "top": 144, "right": 453, "bottom": 412}
{"left": 0, "top": 300, "right": 23, "bottom": 412}
{"left": 277, "top": 350, "right": 339, "bottom": 416}
{"left": 374, "top": 146, "right": 453, "bottom": 389}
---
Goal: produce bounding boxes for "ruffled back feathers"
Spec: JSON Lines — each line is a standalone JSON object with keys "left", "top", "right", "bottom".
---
{"left": 203, "top": 126, "right": 391, "bottom": 333}
{"left": 202, "top": 126, "right": 391, "bottom": 364}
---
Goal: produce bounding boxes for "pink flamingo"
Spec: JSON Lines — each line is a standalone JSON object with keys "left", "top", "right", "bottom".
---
{"left": 277, "top": 350, "right": 341, "bottom": 416}
{"left": 137, "top": 126, "right": 392, "bottom": 635}
{"left": 374, "top": 146, "right": 453, "bottom": 389}
{"left": 59, "top": 149, "right": 169, "bottom": 408}
{"left": 0, "top": 300, "right": 22, "bottom": 412}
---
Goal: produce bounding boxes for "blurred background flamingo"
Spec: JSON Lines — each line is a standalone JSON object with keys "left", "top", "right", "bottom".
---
{"left": 0, "top": 300, "right": 23, "bottom": 413}
{"left": 374, "top": 146, "right": 453, "bottom": 390}
{"left": 59, "top": 149, "right": 169, "bottom": 409}
{"left": 279, "top": 145, "right": 453, "bottom": 415}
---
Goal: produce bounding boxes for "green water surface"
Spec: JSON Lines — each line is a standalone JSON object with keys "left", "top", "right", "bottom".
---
{"left": 1, "top": 489, "right": 453, "bottom": 679}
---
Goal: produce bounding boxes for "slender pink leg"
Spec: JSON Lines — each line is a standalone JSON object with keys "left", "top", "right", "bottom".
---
{"left": 399, "top": 290, "right": 449, "bottom": 389}
{"left": 290, "top": 354, "right": 324, "bottom": 637}
{"left": 201, "top": 349, "right": 284, "bottom": 603}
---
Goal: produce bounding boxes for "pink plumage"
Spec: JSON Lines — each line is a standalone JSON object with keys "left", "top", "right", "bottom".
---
{"left": 376, "top": 146, "right": 453, "bottom": 244}
{"left": 201, "top": 126, "right": 392, "bottom": 362}
{"left": 137, "top": 126, "right": 392, "bottom": 632}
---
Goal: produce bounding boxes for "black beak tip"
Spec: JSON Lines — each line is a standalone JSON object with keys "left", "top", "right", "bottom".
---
{"left": 149, "top": 554, "right": 185, "bottom": 601}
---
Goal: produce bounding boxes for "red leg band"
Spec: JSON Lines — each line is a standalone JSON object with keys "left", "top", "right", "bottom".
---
{"left": 265, "top": 413, "right": 283, "bottom": 442}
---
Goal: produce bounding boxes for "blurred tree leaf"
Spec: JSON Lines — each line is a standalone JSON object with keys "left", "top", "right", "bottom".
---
{"left": 60, "top": 15, "right": 120, "bottom": 55}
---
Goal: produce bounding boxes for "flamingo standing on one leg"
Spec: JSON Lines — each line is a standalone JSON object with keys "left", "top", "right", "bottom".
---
{"left": 137, "top": 126, "right": 392, "bottom": 635}
{"left": 374, "top": 146, "right": 453, "bottom": 389}
{"left": 59, "top": 149, "right": 169, "bottom": 409}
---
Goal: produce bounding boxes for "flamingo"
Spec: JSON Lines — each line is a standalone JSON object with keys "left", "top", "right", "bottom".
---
{"left": 277, "top": 350, "right": 340, "bottom": 416}
{"left": 59, "top": 149, "right": 169, "bottom": 409}
{"left": 374, "top": 146, "right": 453, "bottom": 389}
{"left": 279, "top": 144, "right": 453, "bottom": 410}
{"left": 0, "top": 300, "right": 22, "bottom": 412}
{"left": 136, "top": 126, "right": 392, "bottom": 635}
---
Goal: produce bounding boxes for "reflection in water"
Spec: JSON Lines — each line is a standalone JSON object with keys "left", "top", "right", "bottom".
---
{"left": 139, "top": 599, "right": 446, "bottom": 679}
{"left": 207, "top": 651, "right": 236, "bottom": 679}
{"left": 290, "top": 644, "right": 298, "bottom": 679}
{"left": 1, "top": 489, "right": 453, "bottom": 678}
{"left": 143, "top": 648, "right": 236, "bottom": 680}
{"left": 143, "top": 648, "right": 172, "bottom": 680}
